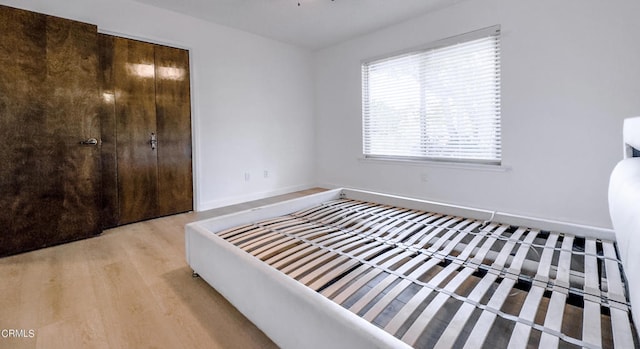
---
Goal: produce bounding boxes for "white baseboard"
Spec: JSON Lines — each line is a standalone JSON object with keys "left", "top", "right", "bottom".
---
{"left": 197, "top": 184, "right": 317, "bottom": 212}
{"left": 316, "top": 182, "right": 614, "bottom": 240}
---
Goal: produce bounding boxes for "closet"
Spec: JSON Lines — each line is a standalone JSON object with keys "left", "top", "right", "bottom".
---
{"left": 99, "top": 35, "right": 193, "bottom": 227}
{"left": 0, "top": 4, "right": 193, "bottom": 256}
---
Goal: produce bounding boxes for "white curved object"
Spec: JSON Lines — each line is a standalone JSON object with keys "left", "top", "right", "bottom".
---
{"left": 609, "top": 116, "right": 640, "bottom": 331}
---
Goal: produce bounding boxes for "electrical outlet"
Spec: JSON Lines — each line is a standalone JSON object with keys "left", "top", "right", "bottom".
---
{"left": 420, "top": 173, "right": 428, "bottom": 182}
{"left": 264, "top": 170, "right": 269, "bottom": 178}
{"left": 244, "top": 172, "right": 250, "bottom": 181}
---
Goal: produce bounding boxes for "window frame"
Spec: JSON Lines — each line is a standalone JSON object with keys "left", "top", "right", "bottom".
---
{"left": 361, "top": 25, "right": 502, "bottom": 166}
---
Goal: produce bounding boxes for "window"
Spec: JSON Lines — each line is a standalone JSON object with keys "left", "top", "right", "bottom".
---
{"left": 362, "top": 26, "right": 501, "bottom": 164}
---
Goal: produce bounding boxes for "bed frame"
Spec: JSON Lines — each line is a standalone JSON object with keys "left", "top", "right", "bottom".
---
{"left": 186, "top": 117, "right": 640, "bottom": 348}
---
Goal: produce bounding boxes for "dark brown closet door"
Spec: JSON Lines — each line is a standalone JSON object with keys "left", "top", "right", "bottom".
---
{"left": 112, "top": 37, "right": 159, "bottom": 225}
{"left": 0, "top": 6, "right": 101, "bottom": 257}
{"left": 99, "top": 35, "right": 192, "bottom": 226}
{"left": 155, "top": 45, "right": 193, "bottom": 216}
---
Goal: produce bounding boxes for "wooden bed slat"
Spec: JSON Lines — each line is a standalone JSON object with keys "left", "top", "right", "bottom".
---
{"left": 535, "top": 232, "right": 559, "bottom": 282}
{"left": 538, "top": 291, "right": 566, "bottom": 348}
{"left": 306, "top": 258, "right": 362, "bottom": 290}
{"left": 356, "top": 253, "right": 445, "bottom": 320}
{"left": 611, "top": 307, "right": 635, "bottom": 348}
{"left": 582, "top": 299, "right": 602, "bottom": 347}
{"left": 361, "top": 221, "right": 482, "bottom": 325}
{"left": 402, "top": 266, "right": 476, "bottom": 345}
{"left": 386, "top": 225, "right": 510, "bottom": 337}
{"left": 461, "top": 228, "right": 532, "bottom": 348}
{"left": 603, "top": 241, "right": 626, "bottom": 303}
{"left": 535, "top": 233, "right": 574, "bottom": 348}
{"left": 505, "top": 286, "right": 545, "bottom": 349}
{"left": 330, "top": 249, "right": 410, "bottom": 304}
{"left": 583, "top": 238, "right": 604, "bottom": 348}
{"left": 505, "top": 232, "right": 558, "bottom": 349}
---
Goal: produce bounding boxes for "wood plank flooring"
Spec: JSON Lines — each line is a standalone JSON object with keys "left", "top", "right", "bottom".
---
{"left": 0, "top": 188, "right": 326, "bottom": 349}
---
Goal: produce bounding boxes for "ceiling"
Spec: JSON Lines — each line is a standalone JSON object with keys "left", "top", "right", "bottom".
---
{"left": 133, "top": 0, "right": 461, "bottom": 50}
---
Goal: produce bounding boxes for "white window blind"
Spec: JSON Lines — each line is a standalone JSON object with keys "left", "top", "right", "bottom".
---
{"left": 362, "top": 26, "right": 501, "bottom": 164}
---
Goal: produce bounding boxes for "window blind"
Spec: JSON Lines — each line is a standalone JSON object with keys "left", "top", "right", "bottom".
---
{"left": 362, "top": 26, "right": 501, "bottom": 164}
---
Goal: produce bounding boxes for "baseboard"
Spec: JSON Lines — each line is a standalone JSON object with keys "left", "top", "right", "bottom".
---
{"left": 197, "top": 184, "right": 317, "bottom": 212}
{"left": 315, "top": 182, "right": 614, "bottom": 240}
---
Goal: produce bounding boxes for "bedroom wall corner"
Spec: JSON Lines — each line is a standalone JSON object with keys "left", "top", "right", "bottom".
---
{"left": 312, "top": 0, "right": 640, "bottom": 229}
{"left": 0, "top": 0, "right": 317, "bottom": 213}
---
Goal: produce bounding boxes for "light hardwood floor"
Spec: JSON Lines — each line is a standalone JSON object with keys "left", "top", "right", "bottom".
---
{"left": 0, "top": 188, "right": 327, "bottom": 349}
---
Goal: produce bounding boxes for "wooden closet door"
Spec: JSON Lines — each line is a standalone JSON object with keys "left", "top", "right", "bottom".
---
{"left": 0, "top": 6, "right": 101, "bottom": 257}
{"left": 112, "top": 37, "right": 159, "bottom": 225}
{"left": 155, "top": 45, "right": 193, "bottom": 216}
{"left": 99, "top": 35, "right": 193, "bottom": 226}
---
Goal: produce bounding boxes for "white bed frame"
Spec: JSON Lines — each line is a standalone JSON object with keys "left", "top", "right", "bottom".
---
{"left": 186, "top": 116, "right": 640, "bottom": 348}
{"left": 186, "top": 189, "right": 413, "bottom": 349}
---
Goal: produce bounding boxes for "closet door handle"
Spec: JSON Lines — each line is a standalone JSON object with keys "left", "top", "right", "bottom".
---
{"left": 79, "top": 138, "right": 98, "bottom": 146}
{"left": 150, "top": 133, "right": 157, "bottom": 150}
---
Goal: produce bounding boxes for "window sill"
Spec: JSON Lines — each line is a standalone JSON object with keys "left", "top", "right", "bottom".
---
{"left": 357, "top": 157, "right": 511, "bottom": 172}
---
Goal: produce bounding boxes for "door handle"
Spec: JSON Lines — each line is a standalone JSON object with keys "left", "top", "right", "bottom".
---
{"left": 150, "top": 133, "right": 157, "bottom": 150}
{"left": 79, "top": 138, "right": 99, "bottom": 146}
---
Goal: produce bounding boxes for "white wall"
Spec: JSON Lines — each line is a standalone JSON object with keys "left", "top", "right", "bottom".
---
{"left": 314, "top": 0, "right": 640, "bottom": 228}
{"left": 0, "top": 0, "right": 316, "bottom": 211}
{"left": 4, "top": 0, "right": 638, "bottom": 228}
